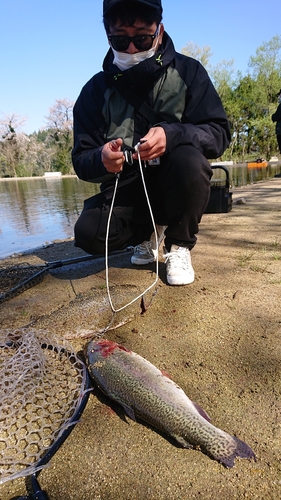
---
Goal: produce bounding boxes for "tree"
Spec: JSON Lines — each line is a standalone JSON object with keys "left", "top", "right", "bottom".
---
{"left": 0, "top": 114, "right": 27, "bottom": 176}
{"left": 0, "top": 114, "right": 57, "bottom": 177}
{"left": 45, "top": 98, "right": 73, "bottom": 135}
{"left": 44, "top": 98, "right": 74, "bottom": 174}
{"left": 181, "top": 42, "right": 213, "bottom": 71}
{"left": 0, "top": 113, "right": 26, "bottom": 140}
{"left": 249, "top": 35, "right": 281, "bottom": 74}
{"left": 248, "top": 34, "right": 281, "bottom": 101}
{"left": 185, "top": 35, "right": 281, "bottom": 160}
{"left": 210, "top": 59, "right": 236, "bottom": 99}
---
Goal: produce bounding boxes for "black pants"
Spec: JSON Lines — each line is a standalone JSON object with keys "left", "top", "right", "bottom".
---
{"left": 74, "top": 145, "right": 212, "bottom": 254}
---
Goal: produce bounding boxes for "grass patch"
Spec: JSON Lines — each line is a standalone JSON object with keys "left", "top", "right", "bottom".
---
{"left": 238, "top": 251, "right": 255, "bottom": 266}
{"left": 250, "top": 264, "right": 270, "bottom": 273}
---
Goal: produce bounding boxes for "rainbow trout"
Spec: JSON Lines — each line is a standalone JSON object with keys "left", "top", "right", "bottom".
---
{"left": 85, "top": 339, "right": 255, "bottom": 468}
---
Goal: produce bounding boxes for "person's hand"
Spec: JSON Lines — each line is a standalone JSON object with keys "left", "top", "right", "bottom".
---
{"left": 133, "top": 127, "right": 166, "bottom": 162}
{"left": 101, "top": 138, "right": 124, "bottom": 174}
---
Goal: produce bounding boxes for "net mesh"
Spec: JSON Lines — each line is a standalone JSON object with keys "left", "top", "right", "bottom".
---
{"left": 0, "top": 328, "right": 87, "bottom": 485}
{"left": 0, "top": 263, "right": 46, "bottom": 303}
{"left": 0, "top": 263, "right": 45, "bottom": 293}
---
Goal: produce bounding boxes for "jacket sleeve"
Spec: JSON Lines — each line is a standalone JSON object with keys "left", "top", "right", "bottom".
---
{"left": 272, "top": 103, "right": 281, "bottom": 123}
{"left": 72, "top": 76, "right": 113, "bottom": 183}
{"left": 160, "top": 62, "right": 231, "bottom": 159}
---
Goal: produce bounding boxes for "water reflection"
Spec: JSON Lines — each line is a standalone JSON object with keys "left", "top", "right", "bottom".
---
{"left": 0, "top": 177, "right": 98, "bottom": 259}
{"left": 212, "top": 162, "right": 281, "bottom": 187}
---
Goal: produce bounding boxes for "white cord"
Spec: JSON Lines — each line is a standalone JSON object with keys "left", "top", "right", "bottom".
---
{"left": 105, "top": 144, "right": 159, "bottom": 313}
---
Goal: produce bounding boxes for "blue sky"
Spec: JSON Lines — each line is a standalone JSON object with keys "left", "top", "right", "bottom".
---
{"left": 1, "top": 0, "right": 280, "bottom": 134}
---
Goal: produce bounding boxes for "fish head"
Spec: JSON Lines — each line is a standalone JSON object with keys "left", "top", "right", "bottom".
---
{"left": 84, "top": 339, "right": 131, "bottom": 358}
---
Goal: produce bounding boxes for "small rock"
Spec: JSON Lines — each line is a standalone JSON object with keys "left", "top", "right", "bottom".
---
{"left": 235, "top": 197, "right": 247, "bottom": 205}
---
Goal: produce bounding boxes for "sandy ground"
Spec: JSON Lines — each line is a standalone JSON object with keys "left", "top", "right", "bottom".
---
{"left": 0, "top": 178, "right": 281, "bottom": 500}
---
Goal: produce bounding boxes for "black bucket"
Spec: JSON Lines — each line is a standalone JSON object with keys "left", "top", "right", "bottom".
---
{"left": 204, "top": 165, "right": 232, "bottom": 213}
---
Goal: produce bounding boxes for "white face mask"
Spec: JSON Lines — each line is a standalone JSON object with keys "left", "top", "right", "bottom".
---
{"left": 112, "top": 44, "right": 157, "bottom": 71}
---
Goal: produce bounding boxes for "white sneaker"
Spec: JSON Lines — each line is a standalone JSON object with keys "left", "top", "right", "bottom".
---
{"left": 164, "top": 244, "right": 195, "bottom": 285}
{"left": 131, "top": 225, "right": 166, "bottom": 265}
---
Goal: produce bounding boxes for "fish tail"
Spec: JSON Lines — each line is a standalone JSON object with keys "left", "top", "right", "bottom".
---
{"left": 212, "top": 435, "right": 256, "bottom": 468}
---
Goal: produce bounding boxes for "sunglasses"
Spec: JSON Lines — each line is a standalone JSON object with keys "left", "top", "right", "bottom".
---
{"left": 108, "top": 26, "right": 159, "bottom": 52}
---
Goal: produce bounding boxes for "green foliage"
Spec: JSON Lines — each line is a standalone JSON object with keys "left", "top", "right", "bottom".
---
{"left": 34, "top": 129, "right": 49, "bottom": 142}
{"left": 214, "top": 35, "right": 281, "bottom": 161}
{"left": 53, "top": 147, "right": 74, "bottom": 175}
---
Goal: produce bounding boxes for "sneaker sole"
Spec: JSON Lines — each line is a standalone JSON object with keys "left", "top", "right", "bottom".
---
{"left": 131, "top": 256, "right": 156, "bottom": 265}
{"left": 167, "top": 274, "right": 195, "bottom": 285}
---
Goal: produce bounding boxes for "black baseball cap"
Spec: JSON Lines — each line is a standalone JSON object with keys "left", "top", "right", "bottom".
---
{"left": 103, "top": 0, "right": 163, "bottom": 16}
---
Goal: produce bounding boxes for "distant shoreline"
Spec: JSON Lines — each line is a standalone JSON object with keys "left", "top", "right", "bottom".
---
{"left": 1, "top": 160, "right": 280, "bottom": 183}
{"left": 0, "top": 174, "right": 78, "bottom": 181}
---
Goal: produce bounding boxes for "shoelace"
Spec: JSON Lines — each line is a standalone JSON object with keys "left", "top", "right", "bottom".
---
{"left": 134, "top": 241, "right": 153, "bottom": 256}
{"left": 164, "top": 249, "right": 189, "bottom": 270}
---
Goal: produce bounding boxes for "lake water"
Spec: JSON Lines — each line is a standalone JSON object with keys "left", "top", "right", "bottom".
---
{"left": 0, "top": 163, "right": 280, "bottom": 259}
{"left": 211, "top": 161, "right": 281, "bottom": 186}
{"left": 0, "top": 177, "right": 99, "bottom": 259}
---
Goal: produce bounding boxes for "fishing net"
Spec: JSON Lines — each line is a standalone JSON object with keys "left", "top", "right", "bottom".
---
{"left": 0, "top": 328, "right": 89, "bottom": 486}
{"left": 0, "top": 262, "right": 47, "bottom": 303}
{"left": 0, "top": 249, "right": 131, "bottom": 304}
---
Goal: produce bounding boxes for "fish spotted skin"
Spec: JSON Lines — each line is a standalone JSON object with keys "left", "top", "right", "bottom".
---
{"left": 85, "top": 339, "right": 255, "bottom": 468}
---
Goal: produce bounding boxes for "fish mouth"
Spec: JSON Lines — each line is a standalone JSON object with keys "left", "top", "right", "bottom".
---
{"left": 77, "top": 349, "right": 87, "bottom": 363}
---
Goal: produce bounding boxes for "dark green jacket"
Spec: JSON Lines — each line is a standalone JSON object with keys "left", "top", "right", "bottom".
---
{"left": 72, "top": 32, "right": 230, "bottom": 185}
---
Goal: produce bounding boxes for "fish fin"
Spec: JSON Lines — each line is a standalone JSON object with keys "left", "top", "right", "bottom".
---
{"left": 211, "top": 435, "right": 256, "bottom": 468}
{"left": 121, "top": 403, "right": 137, "bottom": 422}
{"left": 171, "top": 434, "right": 193, "bottom": 449}
{"left": 192, "top": 401, "right": 211, "bottom": 422}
